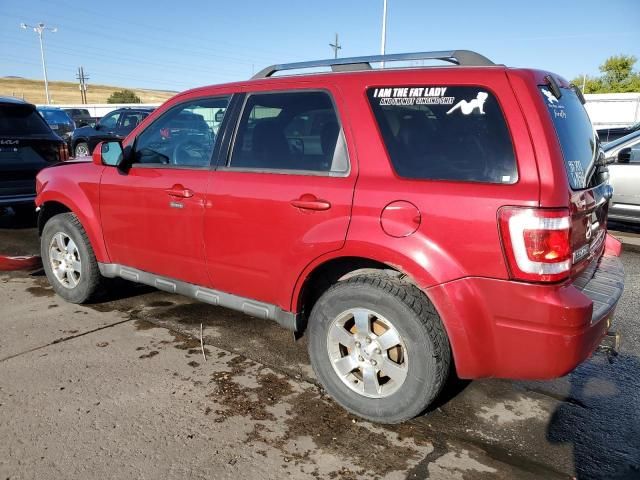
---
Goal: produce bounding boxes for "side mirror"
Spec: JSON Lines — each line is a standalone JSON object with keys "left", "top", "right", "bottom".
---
{"left": 94, "top": 123, "right": 101, "bottom": 130}
{"left": 214, "top": 110, "right": 226, "bottom": 123}
{"left": 617, "top": 147, "right": 632, "bottom": 164}
{"left": 93, "top": 141, "right": 123, "bottom": 166}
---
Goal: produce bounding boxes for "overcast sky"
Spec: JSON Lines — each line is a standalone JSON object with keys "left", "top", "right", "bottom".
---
{"left": 2, "top": 0, "right": 639, "bottom": 92}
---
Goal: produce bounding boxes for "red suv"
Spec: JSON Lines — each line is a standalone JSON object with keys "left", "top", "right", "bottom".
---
{"left": 35, "top": 50, "right": 624, "bottom": 424}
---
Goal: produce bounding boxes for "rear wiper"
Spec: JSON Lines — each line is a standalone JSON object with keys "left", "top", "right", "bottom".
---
{"left": 544, "top": 75, "right": 562, "bottom": 100}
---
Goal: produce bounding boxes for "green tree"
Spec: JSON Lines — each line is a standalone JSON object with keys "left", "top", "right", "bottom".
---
{"left": 573, "top": 54, "right": 640, "bottom": 93}
{"left": 107, "top": 89, "right": 141, "bottom": 104}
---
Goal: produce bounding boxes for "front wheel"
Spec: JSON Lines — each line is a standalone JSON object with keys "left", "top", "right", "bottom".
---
{"left": 74, "top": 141, "right": 89, "bottom": 158}
{"left": 41, "top": 212, "right": 104, "bottom": 303}
{"left": 307, "top": 274, "right": 451, "bottom": 424}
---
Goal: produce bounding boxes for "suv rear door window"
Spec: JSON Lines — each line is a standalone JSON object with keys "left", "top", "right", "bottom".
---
{"left": 228, "top": 91, "right": 348, "bottom": 174}
{"left": 539, "top": 86, "right": 598, "bottom": 189}
{"left": 367, "top": 86, "right": 517, "bottom": 183}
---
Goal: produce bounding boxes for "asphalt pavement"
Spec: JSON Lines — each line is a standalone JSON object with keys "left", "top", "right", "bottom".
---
{"left": 1, "top": 208, "right": 639, "bottom": 479}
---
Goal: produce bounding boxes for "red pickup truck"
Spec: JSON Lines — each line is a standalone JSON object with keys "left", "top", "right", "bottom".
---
{"left": 35, "top": 50, "right": 624, "bottom": 423}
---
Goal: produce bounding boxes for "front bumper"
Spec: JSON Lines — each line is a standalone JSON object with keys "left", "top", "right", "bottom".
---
{"left": 427, "top": 248, "right": 625, "bottom": 379}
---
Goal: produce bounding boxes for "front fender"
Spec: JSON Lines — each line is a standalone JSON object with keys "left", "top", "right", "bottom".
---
{"left": 36, "top": 163, "right": 108, "bottom": 263}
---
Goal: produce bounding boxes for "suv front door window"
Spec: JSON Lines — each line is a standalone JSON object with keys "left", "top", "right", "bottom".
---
{"left": 99, "top": 97, "right": 230, "bottom": 285}
{"left": 98, "top": 111, "right": 120, "bottom": 131}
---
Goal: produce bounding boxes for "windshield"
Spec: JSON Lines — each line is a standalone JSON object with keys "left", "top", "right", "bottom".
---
{"left": 0, "top": 105, "right": 52, "bottom": 135}
{"left": 540, "top": 86, "right": 599, "bottom": 190}
{"left": 39, "top": 109, "right": 73, "bottom": 125}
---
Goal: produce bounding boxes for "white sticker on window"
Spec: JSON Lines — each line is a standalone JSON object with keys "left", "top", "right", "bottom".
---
{"left": 372, "top": 86, "right": 455, "bottom": 106}
{"left": 541, "top": 87, "right": 567, "bottom": 119}
{"left": 543, "top": 89, "right": 558, "bottom": 105}
{"left": 446, "top": 92, "right": 488, "bottom": 115}
{"left": 567, "top": 160, "right": 585, "bottom": 186}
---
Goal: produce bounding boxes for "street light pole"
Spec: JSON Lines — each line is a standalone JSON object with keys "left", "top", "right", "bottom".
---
{"left": 20, "top": 22, "right": 57, "bottom": 104}
{"left": 380, "top": 0, "right": 388, "bottom": 68}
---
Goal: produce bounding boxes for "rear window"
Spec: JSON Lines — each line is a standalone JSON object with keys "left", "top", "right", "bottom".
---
{"left": 539, "top": 86, "right": 598, "bottom": 189}
{"left": 0, "top": 105, "right": 52, "bottom": 135}
{"left": 367, "top": 86, "right": 517, "bottom": 183}
{"left": 39, "top": 109, "right": 73, "bottom": 125}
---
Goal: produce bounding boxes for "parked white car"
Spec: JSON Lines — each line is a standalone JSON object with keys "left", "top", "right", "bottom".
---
{"left": 605, "top": 130, "right": 640, "bottom": 224}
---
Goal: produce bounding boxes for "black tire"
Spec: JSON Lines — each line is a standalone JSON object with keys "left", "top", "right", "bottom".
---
{"left": 307, "top": 273, "right": 451, "bottom": 424}
{"left": 41, "top": 212, "right": 104, "bottom": 303}
{"left": 74, "top": 141, "right": 90, "bottom": 158}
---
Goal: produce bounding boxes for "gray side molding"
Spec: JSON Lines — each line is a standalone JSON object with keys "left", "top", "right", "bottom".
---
{"left": 98, "top": 263, "right": 300, "bottom": 331}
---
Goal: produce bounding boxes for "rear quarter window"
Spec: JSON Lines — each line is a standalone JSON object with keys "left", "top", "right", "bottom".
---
{"left": 367, "top": 86, "right": 517, "bottom": 183}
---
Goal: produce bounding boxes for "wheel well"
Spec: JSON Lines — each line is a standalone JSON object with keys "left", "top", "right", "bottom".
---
{"left": 296, "top": 256, "right": 406, "bottom": 333}
{"left": 38, "top": 201, "right": 71, "bottom": 235}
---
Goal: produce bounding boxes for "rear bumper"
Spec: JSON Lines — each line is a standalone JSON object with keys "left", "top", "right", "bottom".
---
{"left": 427, "top": 249, "right": 624, "bottom": 379}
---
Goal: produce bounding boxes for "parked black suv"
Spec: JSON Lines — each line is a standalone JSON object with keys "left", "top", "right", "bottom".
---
{"left": 0, "top": 97, "right": 67, "bottom": 214}
{"left": 63, "top": 108, "right": 98, "bottom": 128}
{"left": 70, "top": 107, "right": 154, "bottom": 157}
{"left": 37, "top": 106, "right": 75, "bottom": 143}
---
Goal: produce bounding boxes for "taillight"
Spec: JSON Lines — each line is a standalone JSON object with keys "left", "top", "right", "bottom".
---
{"left": 498, "top": 207, "right": 571, "bottom": 282}
{"left": 58, "top": 143, "right": 69, "bottom": 161}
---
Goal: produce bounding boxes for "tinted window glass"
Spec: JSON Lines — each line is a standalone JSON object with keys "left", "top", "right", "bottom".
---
{"left": 367, "top": 86, "right": 517, "bottom": 183}
{"left": 99, "top": 112, "right": 121, "bottom": 129}
{"left": 0, "top": 105, "right": 51, "bottom": 135}
{"left": 540, "top": 86, "right": 598, "bottom": 189}
{"left": 120, "top": 111, "right": 146, "bottom": 129}
{"left": 39, "top": 109, "right": 73, "bottom": 125}
{"left": 133, "top": 97, "right": 229, "bottom": 167}
{"left": 229, "top": 91, "right": 348, "bottom": 173}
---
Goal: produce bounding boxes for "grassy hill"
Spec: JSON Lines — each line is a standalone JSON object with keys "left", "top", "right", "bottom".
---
{"left": 0, "top": 77, "right": 176, "bottom": 104}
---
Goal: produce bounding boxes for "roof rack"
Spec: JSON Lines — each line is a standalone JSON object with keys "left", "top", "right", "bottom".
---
{"left": 252, "top": 50, "right": 494, "bottom": 79}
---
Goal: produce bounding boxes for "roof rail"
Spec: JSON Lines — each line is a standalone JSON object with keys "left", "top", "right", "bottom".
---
{"left": 252, "top": 50, "right": 494, "bottom": 79}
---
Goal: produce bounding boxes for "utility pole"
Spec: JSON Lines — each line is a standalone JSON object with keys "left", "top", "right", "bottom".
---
{"left": 329, "top": 33, "right": 342, "bottom": 59}
{"left": 20, "top": 22, "right": 57, "bottom": 104}
{"left": 380, "top": 0, "right": 388, "bottom": 68}
{"left": 76, "top": 66, "right": 89, "bottom": 104}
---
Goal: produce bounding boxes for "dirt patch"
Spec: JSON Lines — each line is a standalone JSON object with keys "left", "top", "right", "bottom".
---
{"left": 139, "top": 350, "right": 159, "bottom": 359}
{"left": 206, "top": 354, "right": 427, "bottom": 478}
{"left": 26, "top": 285, "right": 54, "bottom": 297}
{"left": 148, "top": 300, "right": 175, "bottom": 308}
{"left": 134, "top": 319, "right": 160, "bottom": 331}
{"left": 209, "top": 356, "right": 293, "bottom": 422}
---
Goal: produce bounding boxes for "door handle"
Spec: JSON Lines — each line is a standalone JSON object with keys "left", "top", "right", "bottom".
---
{"left": 290, "top": 194, "right": 331, "bottom": 211}
{"left": 165, "top": 185, "right": 194, "bottom": 198}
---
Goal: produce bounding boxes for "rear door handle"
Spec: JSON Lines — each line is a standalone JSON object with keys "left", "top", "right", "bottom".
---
{"left": 290, "top": 194, "right": 331, "bottom": 211}
{"left": 165, "top": 184, "right": 194, "bottom": 198}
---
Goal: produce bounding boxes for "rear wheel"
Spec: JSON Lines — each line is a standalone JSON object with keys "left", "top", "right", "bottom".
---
{"left": 74, "top": 142, "right": 89, "bottom": 158}
{"left": 308, "top": 273, "right": 451, "bottom": 424}
{"left": 41, "top": 212, "right": 104, "bottom": 303}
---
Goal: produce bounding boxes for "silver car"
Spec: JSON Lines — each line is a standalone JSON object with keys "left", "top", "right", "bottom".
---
{"left": 604, "top": 130, "right": 640, "bottom": 224}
